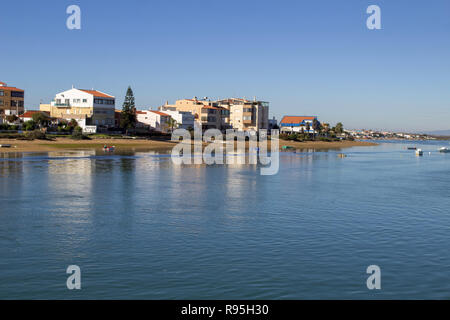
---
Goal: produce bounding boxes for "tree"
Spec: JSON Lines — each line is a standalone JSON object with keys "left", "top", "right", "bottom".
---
{"left": 6, "top": 115, "right": 18, "bottom": 123}
{"left": 335, "top": 122, "right": 344, "bottom": 135}
{"left": 120, "top": 86, "right": 137, "bottom": 133}
{"left": 305, "top": 122, "right": 311, "bottom": 135}
{"left": 312, "top": 118, "right": 321, "bottom": 138}
{"left": 32, "top": 112, "right": 50, "bottom": 128}
{"left": 23, "top": 120, "right": 36, "bottom": 131}
{"left": 167, "top": 117, "right": 178, "bottom": 133}
{"left": 322, "top": 123, "right": 330, "bottom": 136}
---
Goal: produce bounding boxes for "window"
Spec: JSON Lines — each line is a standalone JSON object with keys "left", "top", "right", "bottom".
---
{"left": 83, "top": 99, "right": 87, "bottom": 103}
{"left": 0, "top": 99, "right": 3, "bottom": 106}
{"left": 0, "top": 91, "right": 4, "bottom": 96}
{"left": 11, "top": 91, "right": 24, "bottom": 98}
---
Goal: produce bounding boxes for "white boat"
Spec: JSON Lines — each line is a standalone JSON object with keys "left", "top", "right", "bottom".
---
{"left": 415, "top": 149, "right": 423, "bottom": 156}
{"left": 439, "top": 147, "right": 450, "bottom": 153}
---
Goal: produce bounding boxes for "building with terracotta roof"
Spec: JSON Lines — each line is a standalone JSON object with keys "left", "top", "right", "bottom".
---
{"left": 136, "top": 109, "right": 172, "bottom": 133}
{"left": 18, "top": 110, "right": 51, "bottom": 122}
{"left": 160, "top": 97, "right": 227, "bottom": 130}
{"left": 40, "top": 87, "right": 115, "bottom": 128}
{"left": 0, "top": 81, "right": 25, "bottom": 119}
{"left": 279, "top": 116, "right": 319, "bottom": 134}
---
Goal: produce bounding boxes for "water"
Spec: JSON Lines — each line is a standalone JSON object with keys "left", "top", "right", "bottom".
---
{"left": 1, "top": 140, "right": 450, "bottom": 299}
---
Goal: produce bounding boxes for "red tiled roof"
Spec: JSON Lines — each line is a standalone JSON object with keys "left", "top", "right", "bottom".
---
{"left": 19, "top": 111, "right": 50, "bottom": 118}
{"left": 150, "top": 110, "right": 169, "bottom": 116}
{"left": 79, "top": 89, "right": 114, "bottom": 98}
{"left": 280, "top": 116, "right": 316, "bottom": 124}
{"left": 0, "top": 81, "right": 6, "bottom": 86}
{"left": 135, "top": 111, "right": 147, "bottom": 114}
{"left": 0, "top": 86, "right": 24, "bottom": 92}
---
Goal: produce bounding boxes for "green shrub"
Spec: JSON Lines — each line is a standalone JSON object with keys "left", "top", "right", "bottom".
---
{"left": 23, "top": 120, "right": 37, "bottom": 131}
{"left": 71, "top": 130, "right": 91, "bottom": 140}
{"left": 24, "top": 130, "right": 48, "bottom": 140}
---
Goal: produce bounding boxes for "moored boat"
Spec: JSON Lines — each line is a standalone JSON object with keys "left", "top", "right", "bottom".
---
{"left": 439, "top": 147, "right": 450, "bottom": 153}
{"left": 415, "top": 149, "right": 423, "bottom": 156}
{"left": 103, "top": 145, "right": 115, "bottom": 152}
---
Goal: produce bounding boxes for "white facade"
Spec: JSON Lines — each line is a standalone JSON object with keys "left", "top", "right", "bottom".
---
{"left": 136, "top": 110, "right": 171, "bottom": 132}
{"left": 50, "top": 88, "right": 115, "bottom": 127}
{"left": 52, "top": 89, "right": 94, "bottom": 108}
{"left": 160, "top": 110, "right": 194, "bottom": 129}
{"left": 280, "top": 125, "right": 315, "bottom": 134}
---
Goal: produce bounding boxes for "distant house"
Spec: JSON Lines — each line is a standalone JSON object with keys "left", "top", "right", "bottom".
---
{"left": 279, "top": 116, "right": 319, "bottom": 133}
{"left": 19, "top": 110, "right": 51, "bottom": 122}
{"left": 136, "top": 110, "right": 171, "bottom": 133}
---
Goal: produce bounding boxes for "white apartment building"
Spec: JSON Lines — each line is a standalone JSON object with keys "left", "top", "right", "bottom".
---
{"left": 216, "top": 98, "right": 269, "bottom": 132}
{"left": 136, "top": 110, "right": 171, "bottom": 133}
{"left": 40, "top": 88, "right": 116, "bottom": 128}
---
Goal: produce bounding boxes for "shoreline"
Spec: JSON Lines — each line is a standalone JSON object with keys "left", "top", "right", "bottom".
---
{"left": 0, "top": 138, "right": 378, "bottom": 155}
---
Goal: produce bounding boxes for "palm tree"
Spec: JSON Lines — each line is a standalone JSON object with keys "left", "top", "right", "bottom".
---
{"left": 312, "top": 118, "right": 321, "bottom": 138}
{"left": 305, "top": 122, "right": 311, "bottom": 138}
{"left": 167, "top": 117, "right": 178, "bottom": 133}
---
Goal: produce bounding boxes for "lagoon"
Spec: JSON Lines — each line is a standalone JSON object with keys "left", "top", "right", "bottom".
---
{"left": 1, "top": 140, "right": 450, "bottom": 299}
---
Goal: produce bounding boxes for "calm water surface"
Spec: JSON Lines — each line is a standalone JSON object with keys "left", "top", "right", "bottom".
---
{"left": 1, "top": 140, "right": 450, "bottom": 299}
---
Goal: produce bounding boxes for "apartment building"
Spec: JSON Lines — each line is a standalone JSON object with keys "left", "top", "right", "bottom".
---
{"left": 40, "top": 88, "right": 115, "bottom": 127}
{"left": 0, "top": 81, "right": 25, "bottom": 118}
{"left": 160, "top": 98, "right": 228, "bottom": 130}
{"left": 216, "top": 98, "right": 269, "bottom": 132}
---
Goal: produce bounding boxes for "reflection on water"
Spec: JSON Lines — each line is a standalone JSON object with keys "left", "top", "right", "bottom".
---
{"left": 1, "top": 142, "right": 450, "bottom": 299}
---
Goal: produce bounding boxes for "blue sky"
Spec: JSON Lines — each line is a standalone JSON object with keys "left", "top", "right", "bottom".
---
{"left": 1, "top": 0, "right": 449, "bottom": 131}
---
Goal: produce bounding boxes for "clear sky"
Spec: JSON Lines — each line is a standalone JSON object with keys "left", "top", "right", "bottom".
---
{"left": 1, "top": 0, "right": 449, "bottom": 131}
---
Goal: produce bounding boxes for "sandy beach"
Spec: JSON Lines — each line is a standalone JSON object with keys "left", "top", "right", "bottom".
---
{"left": 0, "top": 137, "right": 377, "bottom": 154}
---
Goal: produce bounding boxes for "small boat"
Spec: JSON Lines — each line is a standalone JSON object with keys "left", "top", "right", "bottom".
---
{"left": 439, "top": 147, "right": 450, "bottom": 153}
{"left": 282, "top": 146, "right": 294, "bottom": 150}
{"left": 407, "top": 147, "right": 417, "bottom": 150}
{"left": 103, "top": 145, "right": 115, "bottom": 152}
{"left": 415, "top": 149, "right": 423, "bottom": 156}
{"left": 0, "top": 144, "right": 11, "bottom": 148}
